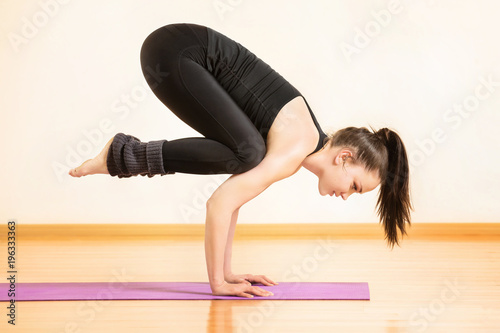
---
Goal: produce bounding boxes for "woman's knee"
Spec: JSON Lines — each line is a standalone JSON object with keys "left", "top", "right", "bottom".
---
{"left": 234, "top": 137, "right": 266, "bottom": 173}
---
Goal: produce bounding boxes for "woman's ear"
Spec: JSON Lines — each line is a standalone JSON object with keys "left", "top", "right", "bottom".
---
{"left": 333, "top": 154, "right": 342, "bottom": 166}
{"left": 334, "top": 148, "right": 354, "bottom": 165}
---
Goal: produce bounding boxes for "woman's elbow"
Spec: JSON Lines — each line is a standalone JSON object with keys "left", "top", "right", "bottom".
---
{"left": 205, "top": 196, "right": 236, "bottom": 224}
{"left": 206, "top": 193, "right": 229, "bottom": 213}
{"left": 206, "top": 196, "right": 216, "bottom": 211}
{"left": 206, "top": 190, "right": 241, "bottom": 216}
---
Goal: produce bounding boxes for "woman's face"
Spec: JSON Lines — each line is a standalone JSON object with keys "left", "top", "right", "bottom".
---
{"left": 318, "top": 150, "right": 381, "bottom": 200}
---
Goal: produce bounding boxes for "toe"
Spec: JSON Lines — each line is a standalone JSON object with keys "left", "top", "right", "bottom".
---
{"left": 69, "top": 165, "right": 83, "bottom": 177}
{"left": 70, "top": 168, "right": 79, "bottom": 177}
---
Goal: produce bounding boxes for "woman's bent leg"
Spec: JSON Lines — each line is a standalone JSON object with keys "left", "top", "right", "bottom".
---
{"left": 107, "top": 24, "right": 266, "bottom": 178}
{"left": 157, "top": 57, "right": 266, "bottom": 175}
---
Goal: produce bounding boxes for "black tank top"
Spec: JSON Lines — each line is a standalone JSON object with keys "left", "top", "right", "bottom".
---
{"left": 205, "top": 27, "right": 328, "bottom": 155}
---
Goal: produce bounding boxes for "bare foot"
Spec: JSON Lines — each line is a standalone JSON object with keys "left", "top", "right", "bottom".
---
{"left": 68, "top": 136, "right": 114, "bottom": 177}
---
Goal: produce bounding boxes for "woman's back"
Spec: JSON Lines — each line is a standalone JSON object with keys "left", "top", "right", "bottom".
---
{"left": 205, "top": 25, "right": 327, "bottom": 152}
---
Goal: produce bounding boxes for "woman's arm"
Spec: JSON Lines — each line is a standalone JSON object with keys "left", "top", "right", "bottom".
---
{"left": 223, "top": 207, "right": 278, "bottom": 286}
{"left": 205, "top": 153, "right": 303, "bottom": 295}
{"left": 223, "top": 208, "right": 239, "bottom": 279}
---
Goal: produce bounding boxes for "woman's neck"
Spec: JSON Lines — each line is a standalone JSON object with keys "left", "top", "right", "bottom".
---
{"left": 301, "top": 144, "right": 329, "bottom": 176}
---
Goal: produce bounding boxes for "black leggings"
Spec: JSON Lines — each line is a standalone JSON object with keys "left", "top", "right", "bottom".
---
{"left": 139, "top": 23, "right": 267, "bottom": 175}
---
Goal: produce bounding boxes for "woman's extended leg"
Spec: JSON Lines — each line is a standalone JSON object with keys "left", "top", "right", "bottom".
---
{"left": 105, "top": 23, "right": 267, "bottom": 178}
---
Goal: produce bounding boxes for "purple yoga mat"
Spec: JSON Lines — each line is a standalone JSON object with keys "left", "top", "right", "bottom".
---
{"left": 0, "top": 282, "right": 370, "bottom": 301}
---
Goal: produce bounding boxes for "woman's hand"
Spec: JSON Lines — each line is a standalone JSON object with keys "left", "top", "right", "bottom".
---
{"left": 212, "top": 281, "right": 274, "bottom": 298}
{"left": 225, "top": 273, "right": 279, "bottom": 286}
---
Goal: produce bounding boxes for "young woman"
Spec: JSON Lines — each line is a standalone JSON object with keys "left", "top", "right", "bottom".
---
{"left": 69, "top": 23, "right": 412, "bottom": 298}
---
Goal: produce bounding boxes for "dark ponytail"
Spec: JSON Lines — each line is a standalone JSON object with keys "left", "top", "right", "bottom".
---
{"left": 327, "top": 126, "right": 413, "bottom": 249}
{"left": 374, "top": 128, "right": 413, "bottom": 249}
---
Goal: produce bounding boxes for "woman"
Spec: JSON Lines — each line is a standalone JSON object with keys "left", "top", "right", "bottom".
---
{"left": 69, "top": 23, "right": 412, "bottom": 298}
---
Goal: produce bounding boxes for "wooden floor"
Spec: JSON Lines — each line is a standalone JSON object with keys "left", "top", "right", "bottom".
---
{"left": 1, "top": 223, "right": 499, "bottom": 333}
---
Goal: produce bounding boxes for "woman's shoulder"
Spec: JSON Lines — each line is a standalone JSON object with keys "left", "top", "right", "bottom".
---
{"left": 266, "top": 96, "right": 321, "bottom": 158}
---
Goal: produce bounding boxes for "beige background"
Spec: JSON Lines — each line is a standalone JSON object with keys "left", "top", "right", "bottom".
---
{"left": 1, "top": 0, "right": 499, "bottom": 224}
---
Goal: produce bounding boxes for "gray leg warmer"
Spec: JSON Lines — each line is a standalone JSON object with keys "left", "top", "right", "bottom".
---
{"left": 106, "top": 133, "right": 174, "bottom": 178}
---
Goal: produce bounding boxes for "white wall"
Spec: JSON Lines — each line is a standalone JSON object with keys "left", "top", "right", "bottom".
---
{"left": 1, "top": 0, "right": 499, "bottom": 225}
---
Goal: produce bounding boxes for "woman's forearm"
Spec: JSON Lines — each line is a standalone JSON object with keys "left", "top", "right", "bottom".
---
{"left": 223, "top": 208, "right": 239, "bottom": 278}
{"left": 205, "top": 200, "right": 234, "bottom": 291}
{"left": 203, "top": 160, "right": 287, "bottom": 292}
